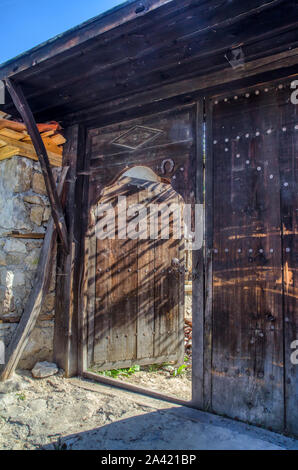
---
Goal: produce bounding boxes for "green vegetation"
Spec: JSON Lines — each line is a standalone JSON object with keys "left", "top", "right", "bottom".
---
{"left": 173, "top": 364, "right": 187, "bottom": 376}
{"left": 94, "top": 364, "right": 141, "bottom": 378}
{"left": 92, "top": 355, "right": 191, "bottom": 378}
{"left": 16, "top": 393, "right": 26, "bottom": 401}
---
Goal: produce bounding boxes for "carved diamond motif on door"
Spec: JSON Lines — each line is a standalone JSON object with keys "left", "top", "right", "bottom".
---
{"left": 112, "top": 125, "right": 162, "bottom": 150}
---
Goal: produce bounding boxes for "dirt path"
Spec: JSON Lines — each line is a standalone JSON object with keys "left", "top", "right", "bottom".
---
{"left": 0, "top": 370, "right": 156, "bottom": 450}
{"left": 0, "top": 370, "right": 297, "bottom": 450}
{"left": 116, "top": 367, "right": 192, "bottom": 401}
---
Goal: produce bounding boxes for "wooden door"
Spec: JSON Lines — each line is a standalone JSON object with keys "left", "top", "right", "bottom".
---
{"left": 205, "top": 78, "right": 297, "bottom": 434}
{"left": 87, "top": 176, "right": 185, "bottom": 371}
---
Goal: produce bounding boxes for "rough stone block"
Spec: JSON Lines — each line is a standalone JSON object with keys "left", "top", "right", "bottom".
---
{"left": 5, "top": 253, "right": 26, "bottom": 266}
{"left": 24, "top": 249, "right": 40, "bottom": 270}
{"left": 0, "top": 252, "right": 6, "bottom": 266}
{"left": 23, "top": 195, "right": 44, "bottom": 205}
{"left": 0, "top": 157, "right": 33, "bottom": 194}
{"left": 4, "top": 239, "right": 27, "bottom": 254}
{"left": 31, "top": 361, "right": 58, "bottom": 379}
{"left": 42, "top": 293, "right": 55, "bottom": 312}
{"left": 13, "top": 271, "right": 26, "bottom": 287}
{"left": 0, "top": 323, "right": 17, "bottom": 346}
{"left": 32, "top": 173, "right": 47, "bottom": 195}
{"left": 43, "top": 207, "right": 51, "bottom": 222}
{"left": 0, "top": 196, "right": 32, "bottom": 233}
{"left": 30, "top": 206, "right": 44, "bottom": 226}
{"left": 19, "top": 321, "right": 54, "bottom": 369}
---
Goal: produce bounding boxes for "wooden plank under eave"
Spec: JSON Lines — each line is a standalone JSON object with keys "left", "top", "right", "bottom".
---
{"left": 0, "top": 146, "right": 19, "bottom": 160}
{"left": 23, "top": 133, "right": 65, "bottom": 156}
{"left": 50, "top": 134, "right": 66, "bottom": 146}
{"left": 0, "top": 148, "right": 62, "bottom": 166}
{"left": 0, "top": 166, "right": 69, "bottom": 382}
{"left": 0, "top": 135, "right": 62, "bottom": 166}
{"left": 0, "top": 128, "right": 26, "bottom": 140}
{"left": 0, "top": 134, "right": 62, "bottom": 162}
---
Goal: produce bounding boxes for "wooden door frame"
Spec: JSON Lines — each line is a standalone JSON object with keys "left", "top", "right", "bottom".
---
{"left": 55, "top": 100, "right": 205, "bottom": 409}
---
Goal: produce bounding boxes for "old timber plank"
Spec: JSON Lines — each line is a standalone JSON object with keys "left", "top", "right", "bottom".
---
{"left": 53, "top": 125, "right": 85, "bottom": 377}
{"left": 5, "top": 78, "right": 69, "bottom": 252}
{"left": 0, "top": 166, "right": 69, "bottom": 382}
{"left": 278, "top": 87, "right": 298, "bottom": 437}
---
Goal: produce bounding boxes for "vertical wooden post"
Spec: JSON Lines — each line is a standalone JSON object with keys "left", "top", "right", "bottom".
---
{"left": 54, "top": 124, "right": 86, "bottom": 376}
{"left": 202, "top": 98, "right": 213, "bottom": 411}
{"left": 77, "top": 134, "right": 90, "bottom": 375}
{"left": 192, "top": 100, "right": 206, "bottom": 409}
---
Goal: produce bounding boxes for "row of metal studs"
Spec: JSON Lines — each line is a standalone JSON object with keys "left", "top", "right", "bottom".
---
{"left": 214, "top": 84, "right": 288, "bottom": 104}
{"left": 213, "top": 124, "right": 298, "bottom": 146}
{"left": 98, "top": 268, "right": 182, "bottom": 273}
{"left": 213, "top": 248, "right": 291, "bottom": 254}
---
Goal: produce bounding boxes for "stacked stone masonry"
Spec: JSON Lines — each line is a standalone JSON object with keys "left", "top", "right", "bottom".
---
{"left": 0, "top": 155, "right": 59, "bottom": 368}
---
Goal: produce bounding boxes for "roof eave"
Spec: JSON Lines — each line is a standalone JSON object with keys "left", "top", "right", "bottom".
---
{"left": 0, "top": 0, "right": 173, "bottom": 81}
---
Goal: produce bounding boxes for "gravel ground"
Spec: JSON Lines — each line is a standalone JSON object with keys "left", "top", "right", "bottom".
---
{"left": 0, "top": 370, "right": 297, "bottom": 451}
{"left": 115, "top": 364, "right": 192, "bottom": 401}
{"left": 0, "top": 370, "right": 156, "bottom": 450}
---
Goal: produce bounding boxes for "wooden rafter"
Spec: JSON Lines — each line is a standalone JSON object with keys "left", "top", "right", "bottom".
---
{"left": 5, "top": 79, "right": 69, "bottom": 253}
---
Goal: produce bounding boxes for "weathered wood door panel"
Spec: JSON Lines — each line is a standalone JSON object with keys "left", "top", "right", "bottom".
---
{"left": 87, "top": 105, "right": 198, "bottom": 206}
{"left": 278, "top": 87, "right": 298, "bottom": 436}
{"left": 87, "top": 176, "right": 185, "bottom": 371}
{"left": 208, "top": 79, "right": 298, "bottom": 433}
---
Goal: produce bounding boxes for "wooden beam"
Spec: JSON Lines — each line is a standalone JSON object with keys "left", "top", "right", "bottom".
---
{"left": 62, "top": 45, "right": 298, "bottom": 126}
{"left": 5, "top": 78, "right": 69, "bottom": 252}
{"left": 0, "top": 167, "right": 69, "bottom": 382}
{"left": 192, "top": 100, "right": 205, "bottom": 410}
{"left": 7, "top": 0, "right": 290, "bottom": 113}
{"left": 83, "top": 370, "right": 191, "bottom": 408}
{"left": 4, "top": 232, "right": 45, "bottom": 239}
{"left": 202, "top": 98, "right": 214, "bottom": 411}
{"left": 54, "top": 125, "right": 86, "bottom": 377}
{"left": 75, "top": 131, "right": 90, "bottom": 376}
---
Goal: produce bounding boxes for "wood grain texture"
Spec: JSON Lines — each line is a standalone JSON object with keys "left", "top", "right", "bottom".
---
{"left": 191, "top": 100, "right": 205, "bottom": 409}
{"left": 83, "top": 107, "right": 196, "bottom": 374}
{"left": 54, "top": 125, "right": 85, "bottom": 377}
{"left": 207, "top": 78, "right": 298, "bottom": 434}
{"left": 88, "top": 106, "right": 197, "bottom": 206}
{"left": 2, "top": 1, "right": 297, "bottom": 128}
{"left": 277, "top": 87, "right": 298, "bottom": 436}
{"left": 89, "top": 177, "right": 185, "bottom": 371}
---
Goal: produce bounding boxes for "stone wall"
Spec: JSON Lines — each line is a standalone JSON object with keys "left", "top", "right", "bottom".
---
{"left": 0, "top": 156, "right": 58, "bottom": 369}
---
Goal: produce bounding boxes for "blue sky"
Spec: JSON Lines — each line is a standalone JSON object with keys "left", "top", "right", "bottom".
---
{"left": 0, "top": 0, "right": 125, "bottom": 64}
